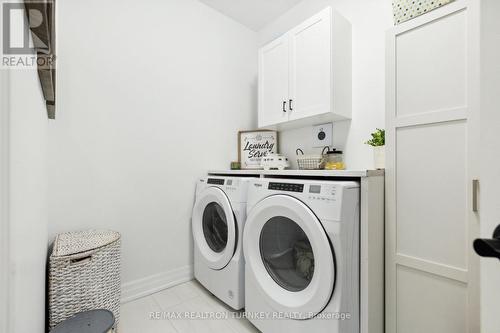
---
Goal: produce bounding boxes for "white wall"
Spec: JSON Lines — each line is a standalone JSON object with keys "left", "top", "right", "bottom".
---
{"left": 1, "top": 68, "right": 48, "bottom": 332}
{"left": 48, "top": 0, "right": 258, "bottom": 298}
{"left": 258, "top": 0, "right": 393, "bottom": 169}
{"left": 0, "top": 4, "right": 49, "bottom": 333}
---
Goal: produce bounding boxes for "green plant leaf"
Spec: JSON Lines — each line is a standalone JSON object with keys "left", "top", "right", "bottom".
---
{"left": 365, "top": 128, "right": 385, "bottom": 147}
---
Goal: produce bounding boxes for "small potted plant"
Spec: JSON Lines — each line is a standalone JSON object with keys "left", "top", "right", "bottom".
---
{"left": 365, "top": 128, "right": 385, "bottom": 169}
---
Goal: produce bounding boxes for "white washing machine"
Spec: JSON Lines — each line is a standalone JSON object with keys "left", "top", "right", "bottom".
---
{"left": 243, "top": 178, "right": 360, "bottom": 333}
{"left": 192, "top": 176, "right": 253, "bottom": 310}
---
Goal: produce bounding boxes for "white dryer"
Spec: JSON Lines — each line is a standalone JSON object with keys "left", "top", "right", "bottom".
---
{"left": 243, "top": 178, "right": 360, "bottom": 333}
{"left": 192, "top": 176, "right": 252, "bottom": 310}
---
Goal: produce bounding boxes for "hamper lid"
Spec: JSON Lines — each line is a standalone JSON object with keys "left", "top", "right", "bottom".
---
{"left": 52, "top": 229, "right": 121, "bottom": 257}
{"left": 50, "top": 309, "right": 115, "bottom": 333}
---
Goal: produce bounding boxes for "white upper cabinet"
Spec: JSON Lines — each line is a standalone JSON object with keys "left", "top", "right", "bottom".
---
{"left": 259, "top": 36, "right": 290, "bottom": 127}
{"left": 289, "top": 9, "right": 332, "bottom": 121}
{"left": 258, "top": 7, "right": 352, "bottom": 129}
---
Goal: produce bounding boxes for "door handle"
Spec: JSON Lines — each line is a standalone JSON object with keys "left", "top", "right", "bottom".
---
{"left": 283, "top": 101, "right": 287, "bottom": 113}
{"left": 289, "top": 99, "right": 293, "bottom": 111}
{"left": 472, "top": 179, "right": 479, "bottom": 212}
{"left": 473, "top": 225, "right": 500, "bottom": 260}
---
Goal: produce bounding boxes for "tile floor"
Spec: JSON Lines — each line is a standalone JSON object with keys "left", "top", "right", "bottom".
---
{"left": 119, "top": 280, "right": 260, "bottom": 333}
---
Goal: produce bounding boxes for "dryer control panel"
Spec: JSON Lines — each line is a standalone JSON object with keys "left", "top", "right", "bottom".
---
{"left": 207, "top": 178, "right": 225, "bottom": 185}
{"left": 268, "top": 182, "right": 304, "bottom": 192}
{"left": 198, "top": 176, "right": 256, "bottom": 204}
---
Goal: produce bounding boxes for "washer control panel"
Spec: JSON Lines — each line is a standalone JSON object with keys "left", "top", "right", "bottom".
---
{"left": 246, "top": 179, "right": 359, "bottom": 221}
{"left": 268, "top": 182, "right": 304, "bottom": 193}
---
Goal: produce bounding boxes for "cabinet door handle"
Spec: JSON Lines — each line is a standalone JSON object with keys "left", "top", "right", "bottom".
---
{"left": 289, "top": 99, "right": 293, "bottom": 111}
{"left": 283, "top": 101, "right": 287, "bottom": 113}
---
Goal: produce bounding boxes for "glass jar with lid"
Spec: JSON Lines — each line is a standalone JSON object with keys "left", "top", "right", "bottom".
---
{"left": 324, "top": 148, "right": 345, "bottom": 170}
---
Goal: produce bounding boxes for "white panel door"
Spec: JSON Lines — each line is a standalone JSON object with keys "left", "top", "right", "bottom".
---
{"left": 395, "top": 11, "right": 467, "bottom": 117}
{"left": 258, "top": 36, "right": 289, "bottom": 128}
{"left": 289, "top": 8, "right": 331, "bottom": 121}
{"left": 386, "top": 2, "right": 480, "bottom": 332}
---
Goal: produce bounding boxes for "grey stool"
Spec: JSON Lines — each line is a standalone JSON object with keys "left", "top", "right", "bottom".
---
{"left": 50, "top": 310, "right": 115, "bottom": 333}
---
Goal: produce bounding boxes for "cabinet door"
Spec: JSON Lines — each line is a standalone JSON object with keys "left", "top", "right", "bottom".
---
{"left": 289, "top": 8, "right": 331, "bottom": 121}
{"left": 258, "top": 36, "right": 289, "bottom": 128}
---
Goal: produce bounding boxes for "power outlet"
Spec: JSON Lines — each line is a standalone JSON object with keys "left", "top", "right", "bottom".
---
{"left": 312, "top": 123, "right": 333, "bottom": 148}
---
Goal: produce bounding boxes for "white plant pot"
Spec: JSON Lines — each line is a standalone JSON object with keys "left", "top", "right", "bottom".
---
{"left": 373, "top": 146, "right": 385, "bottom": 169}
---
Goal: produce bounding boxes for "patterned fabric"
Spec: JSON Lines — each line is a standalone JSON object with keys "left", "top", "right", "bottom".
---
{"left": 392, "top": 0, "right": 456, "bottom": 25}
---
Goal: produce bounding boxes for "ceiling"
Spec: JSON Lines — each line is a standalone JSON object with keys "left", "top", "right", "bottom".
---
{"left": 198, "top": 0, "right": 303, "bottom": 31}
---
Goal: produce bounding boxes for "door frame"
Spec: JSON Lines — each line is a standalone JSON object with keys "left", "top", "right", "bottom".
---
{"left": 478, "top": 0, "right": 500, "bottom": 330}
{"left": 385, "top": 0, "right": 480, "bottom": 331}
{"left": 0, "top": 66, "right": 10, "bottom": 333}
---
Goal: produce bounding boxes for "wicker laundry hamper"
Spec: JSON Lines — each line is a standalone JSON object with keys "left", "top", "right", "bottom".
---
{"left": 48, "top": 230, "right": 121, "bottom": 330}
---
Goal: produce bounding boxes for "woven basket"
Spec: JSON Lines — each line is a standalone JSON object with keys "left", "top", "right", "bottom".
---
{"left": 48, "top": 230, "right": 121, "bottom": 330}
{"left": 296, "top": 148, "right": 326, "bottom": 170}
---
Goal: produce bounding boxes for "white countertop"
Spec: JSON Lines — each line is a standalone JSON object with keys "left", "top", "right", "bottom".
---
{"left": 208, "top": 169, "right": 385, "bottom": 178}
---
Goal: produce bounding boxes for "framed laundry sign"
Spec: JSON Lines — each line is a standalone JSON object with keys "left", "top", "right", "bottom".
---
{"left": 238, "top": 130, "right": 278, "bottom": 169}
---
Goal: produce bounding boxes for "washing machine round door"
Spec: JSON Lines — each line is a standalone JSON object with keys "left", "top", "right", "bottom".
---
{"left": 243, "top": 195, "right": 335, "bottom": 319}
{"left": 192, "top": 187, "right": 237, "bottom": 270}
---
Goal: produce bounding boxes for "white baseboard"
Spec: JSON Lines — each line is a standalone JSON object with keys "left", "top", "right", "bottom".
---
{"left": 121, "top": 265, "right": 193, "bottom": 304}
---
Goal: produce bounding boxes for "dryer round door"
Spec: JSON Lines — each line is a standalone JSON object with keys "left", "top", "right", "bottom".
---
{"left": 192, "top": 187, "right": 237, "bottom": 270}
{"left": 243, "top": 195, "right": 335, "bottom": 319}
